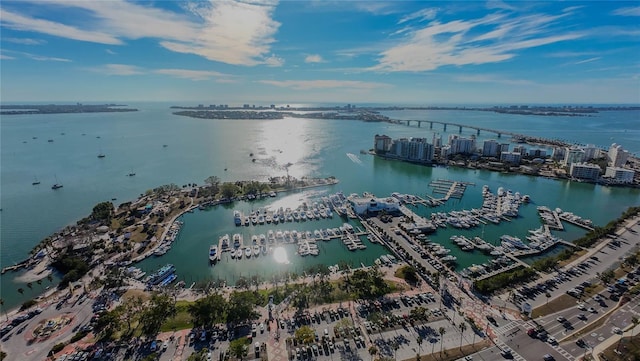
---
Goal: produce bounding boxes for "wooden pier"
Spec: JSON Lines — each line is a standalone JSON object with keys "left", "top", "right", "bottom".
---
{"left": 428, "top": 179, "right": 474, "bottom": 201}
{"left": 558, "top": 215, "right": 595, "bottom": 231}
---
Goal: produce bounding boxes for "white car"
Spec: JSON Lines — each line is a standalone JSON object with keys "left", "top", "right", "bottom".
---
{"left": 577, "top": 303, "right": 585, "bottom": 310}
{"left": 612, "top": 327, "right": 622, "bottom": 334}
{"left": 547, "top": 336, "right": 557, "bottom": 345}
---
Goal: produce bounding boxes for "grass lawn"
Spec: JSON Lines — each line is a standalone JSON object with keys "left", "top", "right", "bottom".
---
{"left": 600, "top": 334, "right": 640, "bottom": 360}
{"left": 557, "top": 250, "right": 587, "bottom": 268}
{"left": 160, "top": 300, "right": 194, "bottom": 332}
{"left": 531, "top": 294, "right": 578, "bottom": 318}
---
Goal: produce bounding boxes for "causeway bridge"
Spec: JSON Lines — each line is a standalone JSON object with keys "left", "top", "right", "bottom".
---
{"left": 394, "top": 119, "right": 526, "bottom": 138}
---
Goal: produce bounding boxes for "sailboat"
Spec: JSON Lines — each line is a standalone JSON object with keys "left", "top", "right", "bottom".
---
{"left": 32, "top": 176, "right": 40, "bottom": 185}
{"left": 51, "top": 175, "right": 63, "bottom": 189}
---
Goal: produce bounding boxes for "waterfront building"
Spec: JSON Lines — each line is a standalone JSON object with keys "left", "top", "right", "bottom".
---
{"left": 529, "top": 149, "right": 547, "bottom": 158}
{"left": 349, "top": 196, "right": 400, "bottom": 215}
{"left": 498, "top": 143, "right": 510, "bottom": 157}
{"left": 374, "top": 134, "right": 393, "bottom": 154}
{"left": 608, "top": 143, "right": 630, "bottom": 167}
{"left": 482, "top": 139, "right": 500, "bottom": 157}
{"left": 440, "top": 145, "right": 451, "bottom": 158}
{"left": 552, "top": 147, "right": 566, "bottom": 161}
{"left": 407, "top": 138, "right": 434, "bottom": 162}
{"left": 390, "top": 138, "right": 410, "bottom": 158}
{"left": 563, "top": 147, "right": 586, "bottom": 166}
{"left": 432, "top": 133, "right": 442, "bottom": 148}
{"left": 569, "top": 162, "right": 601, "bottom": 180}
{"left": 604, "top": 167, "right": 635, "bottom": 183}
{"left": 513, "top": 145, "right": 527, "bottom": 156}
{"left": 448, "top": 135, "right": 475, "bottom": 155}
{"left": 500, "top": 151, "right": 522, "bottom": 165}
{"left": 582, "top": 144, "right": 599, "bottom": 161}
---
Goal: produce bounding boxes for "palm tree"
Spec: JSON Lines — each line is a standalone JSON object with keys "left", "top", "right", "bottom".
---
{"left": 416, "top": 335, "right": 423, "bottom": 357}
{"left": 438, "top": 326, "right": 446, "bottom": 357}
{"left": 368, "top": 345, "right": 378, "bottom": 361}
{"left": 459, "top": 322, "right": 467, "bottom": 349}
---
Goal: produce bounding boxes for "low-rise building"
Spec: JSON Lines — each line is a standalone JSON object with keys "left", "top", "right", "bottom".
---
{"left": 569, "top": 162, "right": 601, "bottom": 180}
{"left": 604, "top": 167, "right": 635, "bottom": 183}
{"left": 500, "top": 151, "right": 522, "bottom": 165}
{"left": 349, "top": 196, "right": 400, "bottom": 215}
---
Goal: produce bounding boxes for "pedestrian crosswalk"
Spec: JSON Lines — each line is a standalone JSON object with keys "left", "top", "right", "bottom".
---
{"left": 551, "top": 344, "right": 575, "bottom": 361}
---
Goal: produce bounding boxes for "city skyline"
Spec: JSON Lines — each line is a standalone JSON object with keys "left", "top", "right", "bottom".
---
{"left": 1, "top": 0, "right": 639, "bottom": 104}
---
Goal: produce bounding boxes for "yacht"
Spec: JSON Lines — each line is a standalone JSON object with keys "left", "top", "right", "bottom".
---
{"left": 234, "top": 211, "right": 242, "bottom": 226}
{"left": 245, "top": 247, "right": 252, "bottom": 258}
{"left": 233, "top": 233, "right": 241, "bottom": 249}
{"left": 253, "top": 244, "right": 260, "bottom": 257}
{"left": 261, "top": 244, "right": 268, "bottom": 255}
{"left": 236, "top": 248, "right": 243, "bottom": 259}
{"left": 209, "top": 245, "right": 218, "bottom": 263}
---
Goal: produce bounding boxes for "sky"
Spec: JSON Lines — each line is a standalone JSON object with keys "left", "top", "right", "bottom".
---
{"left": 1, "top": 0, "right": 639, "bottom": 105}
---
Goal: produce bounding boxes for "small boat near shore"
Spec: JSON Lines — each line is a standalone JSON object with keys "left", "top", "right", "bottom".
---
{"left": 209, "top": 245, "right": 218, "bottom": 263}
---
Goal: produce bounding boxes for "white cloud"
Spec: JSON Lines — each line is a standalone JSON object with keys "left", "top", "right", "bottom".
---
{"left": 371, "top": 11, "right": 584, "bottom": 72}
{"left": 264, "top": 54, "right": 285, "bottom": 67}
{"left": 454, "top": 74, "right": 534, "bottom": 86}
{"left": 611, "top": 6, "right": 640, "bottom": 16}
{"left": 305, "top": 54, "right": 325, "bottom": 63}
{"left": 547, "top": 51, "right": 599, "bottom": 58}
{"left": 573, "top": 57, "right": 601, "bottom": 65}
{"left": 398, "top": 8, "right": 438, "bottom": 24}
{"left": 1, "top": 0, "right": 282, "bottom": 66}
{"left": 0, "top": 8, "right": 122, "bottom": 45}
{"left": 486, "top": 0, "right": 516, "bottom": 11}
{"left": 4, "top": 37, "right": 46, "bottom": 45}
{"left": 0, "top": 53, "right": 16, "bottom": 60}
{"left": 154, "top": 69, "right": 231, "bottom": 81}
{"left": 258, "top": 80, "right": 390, "bottom": 90}
{"left": 89, "top": 64, "right": 144, "bottom": 76}
{"left": 105, "top": 49, "right": 117, "bottom": 55}
{"left": 2, "top": 50, "right": 72, "bottom": 62}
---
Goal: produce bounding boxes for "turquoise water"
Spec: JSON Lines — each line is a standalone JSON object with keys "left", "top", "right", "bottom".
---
{"left": 2, "top": 103, "right": 639, "bottom": 308}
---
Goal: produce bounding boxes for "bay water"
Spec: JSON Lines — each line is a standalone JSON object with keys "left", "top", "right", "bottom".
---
{"left": 2, "top": 103, "right": 639, "bottom": 308}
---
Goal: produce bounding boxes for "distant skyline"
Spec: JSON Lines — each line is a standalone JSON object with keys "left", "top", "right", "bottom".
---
{"left": 1, "top": 1, "right": 639, "bottom": 104}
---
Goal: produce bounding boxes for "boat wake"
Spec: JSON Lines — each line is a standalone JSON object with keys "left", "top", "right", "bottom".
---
{"left": 346, "top": 153, "right": 362, "bottom": 165}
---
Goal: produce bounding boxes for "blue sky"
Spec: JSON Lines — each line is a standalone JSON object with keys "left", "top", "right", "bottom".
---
{"left": 1, "top": 0, "right": 639, "bottom": 104}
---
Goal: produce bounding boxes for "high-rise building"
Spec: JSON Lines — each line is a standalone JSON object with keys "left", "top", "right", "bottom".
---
{"left": 608, "top": 143, "right": 629, "bottom": 167}
{"left": 529, "top": 149, "right": 547, "bottom": 158}
{"left": 582, "top": 144, "right": 598, "bottom": 161}
{"left": 569, "top": 163, "right": 601, "bottom": 180}
{"left": 482, "top": 140, "right": 499, "bottom": 157}
{"left": 374, "top": 135, "right": 393, "bottom": 154}
{"left": 449, "top": 136, "right": 475, "bottom": 155}
{"left": 513, "top": 145, "right": 527, "bottom": 156}
{"left": 563, "top": 147, "right": 585, "bottom": 166}
{"left": 552, "top": 147, "right": 566, "bottom": 161}
{"left": 605, "top": 167, "right": 635, "bottom": 183}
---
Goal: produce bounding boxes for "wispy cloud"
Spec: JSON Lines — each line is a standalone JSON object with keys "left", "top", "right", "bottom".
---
{"left": 454, "top": 74, "right": 534, "bottom": 86}
{"left": 1, "top": 0, "right": 282, "bottom": 66}
{"left": 0, "top": 8, "right": 122, "bottom": 45}
{"left": 4, "top": 37, "right": 46, "bottom": 45}
{"left": 88, "top": 64, "right": 144, "bottom": 76}
{"left": 2, "top": 50, "right": 71, "bottom": 62}
{"left": 486, "top": 0, "right": 516, "bottom": 11}
{"left": 154, "top": 68, "right": 231, "bottom": 81}
{"left": 0, "top": 53, "right": 16, "bottom": 60}
{"left": 611, "top": 6, "right": 640, "bottom": 16}
{"left": 371, "top": 10, "right": 584, "bottom": 72}
{"left": 573, "top": 57, "right": 601, "bottom": 65}
{"left": 257, "top": 80, "right": 390, "bottom": 90}
{"left": 305, "top": 54, "right": 325, "bottom": 63}
{"left": 547, "top": 51, "right": 599, "bottom": 58}
{"left": 398, "top": 8, "right": 438, "bottom": 24}
{"left": 105, "top": 49, "right": 117, "bottom": 55}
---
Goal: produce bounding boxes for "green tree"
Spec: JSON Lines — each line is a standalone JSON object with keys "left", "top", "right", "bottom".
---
{"left": 438, "top": 326, "right": 446, "bottom": 355}
{"left": 91, "top": 201, "right": 115, "bottom": 223}
{"left": 117, "top": 296, "right": 144, "bottom": 334}
{"left": 93, "top": 310, "right": 121, "bottom": 340}
{"left": 226, "top": 291, "right": 259, "bottom": 327}
{"left": 368, "top": 345, "right": 378, "bottom": 361}
{"left": 458, "top": 322, "right": 467, "bottom": 349}
{"left": 139, "top": 293, "right": 176, "bottom": 339}
{"left": 188, "top": 293, "right": 227, "bottom": 328}
{"left": 295, "top": 325, "right": 316, "bottom": 345}
{"left": 0, "top": 298, "right": 6, "bottom": 321}
{"left": 229, "top": 338, "right": 248, "bottom": 360}
{"left": 220, "top": 183, "right": 240, "bottom": 200}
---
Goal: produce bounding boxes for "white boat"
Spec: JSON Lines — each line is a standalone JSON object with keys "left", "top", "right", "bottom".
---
{"left": 209, "top": 245, "right": 218, "bottom": 263}
{"left": 253, "top": 245, "right": 260, "bottom": 257}
{"left": 261, "top": 245, "right": 268, "bottom": 255}
{"left": 245, "top": 247, "right": 252, "bottom": 258}
{"left": 236, "top": 248, "right": 243, "bottom": 259}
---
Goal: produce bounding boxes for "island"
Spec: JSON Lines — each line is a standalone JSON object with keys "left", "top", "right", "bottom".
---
{"left": 0, "top": 103, "right": 138, "bottom": 115}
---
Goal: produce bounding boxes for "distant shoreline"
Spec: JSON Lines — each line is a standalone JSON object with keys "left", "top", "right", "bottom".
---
{"left": 0, "top": 104, "right": 138, "bottom": 115}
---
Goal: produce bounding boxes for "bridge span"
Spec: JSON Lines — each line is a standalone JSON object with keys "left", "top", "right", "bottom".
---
{"left": 394, "top": 119, "right": 527, "bottom": 139}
